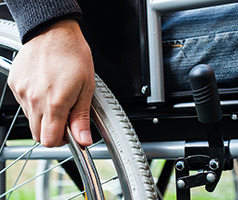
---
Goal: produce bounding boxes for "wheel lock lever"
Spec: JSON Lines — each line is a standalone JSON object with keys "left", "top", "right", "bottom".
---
{"left": 189, "top": 64, "right": 225, "bottom": 190}
{"left": 175, "top": 64, "right": 225, "bottom": 200}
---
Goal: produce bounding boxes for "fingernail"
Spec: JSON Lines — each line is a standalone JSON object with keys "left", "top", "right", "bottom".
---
{"left": 79, "top": 130, "right": 93, "bottom": 146}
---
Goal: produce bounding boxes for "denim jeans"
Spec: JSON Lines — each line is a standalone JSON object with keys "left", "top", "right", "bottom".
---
{"left": 161, "top": 3, "right": 238, "bottom": 99}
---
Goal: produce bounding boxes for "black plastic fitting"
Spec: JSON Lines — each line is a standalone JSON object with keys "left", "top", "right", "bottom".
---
{"left": 189, "top": 64, "right": 222, "bottom": 124}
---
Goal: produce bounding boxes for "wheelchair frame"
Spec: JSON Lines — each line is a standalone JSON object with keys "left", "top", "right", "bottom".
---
{"left": 1, "top": 0, "right": 238, "bottom": 199}
{"left": 145, "top": 0, "right": 238, "bottom": 199}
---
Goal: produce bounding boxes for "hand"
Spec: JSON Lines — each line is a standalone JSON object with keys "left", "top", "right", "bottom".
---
{"left": 8, "top": 19, "right": 95, "bottom": 147}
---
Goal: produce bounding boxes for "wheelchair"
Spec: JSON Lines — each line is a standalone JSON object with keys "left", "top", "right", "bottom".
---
{"left": 1, "top": 0, "right": 238, "bottom": 199}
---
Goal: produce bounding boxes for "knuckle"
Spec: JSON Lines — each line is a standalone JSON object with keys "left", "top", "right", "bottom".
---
{"left": 40, "top": 119, "right": 65, "bottom": 148}
{"left": 80, "top": 111, "right": 90, "bottom": 120}
{"left": 41, "top": 135, "right": 63, "bottom": 148}
{"left": 70, "top": 110, "right": 90, "bottom": 125}
{"left": 28, "top": 94, "right": 39, "bottom": 108}
{"left": 11, "top": 86, "right": 25, "bottom": 100}
{"left": 41, "top": 134, "right": 59, "bottom": 148}
{"left": 48, "top": 98, "right": 64, "bottom": 111}
{"left": 47, "top": 98, "right": 69, "bottom": 118}
{"left": 8, "top": 82, "right": 25, "bottom": 99}
{"left": 17, "top": 88, "right": 25, "bottom": 98}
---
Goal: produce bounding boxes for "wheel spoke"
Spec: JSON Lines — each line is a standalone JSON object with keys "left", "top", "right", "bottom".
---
{"left": 6, "top": 142, "right": 37, "bottom": 200}
{"left": 65, "top": 175, "right": 120, "bottom": 200}
{"left": 0, "top": 81, "right": 7, "bottom": 109}
{"left": 0, "top": 106, "right": 21, "bottom": 154}
{"left": 0, "top": 143, "right": 40, "bottom": 175}
{"left": 64, "top": 190, "right": 86, "bottom": 200}
{"left": 102, "top": 175, "right": 119, "bottom": 185}
{"left": 2, "top": 140, "right": 106, "bottom": 199}
{"left": 0, "top": 155, "right": 74, "bottom": 199}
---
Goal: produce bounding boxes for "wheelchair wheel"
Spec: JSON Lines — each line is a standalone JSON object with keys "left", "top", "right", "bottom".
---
{"left": 0, "top": 19, "right": 157, "bottom": 200}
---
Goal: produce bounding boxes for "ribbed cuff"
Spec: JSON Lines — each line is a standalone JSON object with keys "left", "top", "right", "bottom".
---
{"left": 5, "top": 0, "right": 82, "bottom": 44}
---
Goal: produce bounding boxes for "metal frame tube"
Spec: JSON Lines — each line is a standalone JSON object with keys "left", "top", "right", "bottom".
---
{"left": 146, "top": 0, "right": 238, "bottom": 104}
{"left": 1, "top": 140, "right": 238, "bottom": 160}
{"left": 151, "top": 0, "right": 238, "bottom": 13}
{"left": 0, "top": 144, "right": 110, "bottom": 161}
{"left": 146, "top": 0, "right": 165, "bottom": 103}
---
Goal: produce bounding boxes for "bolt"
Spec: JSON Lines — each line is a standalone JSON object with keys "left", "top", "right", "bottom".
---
{"left": 175, "top": 161, "right": 185, "bottom": 171}
{"left": 209, "top": 159, "right": 219, "bottom": 170}
{"left": 177, "top": 179, "right": 185, "bottom": 189}
{"left": 153, "top": 118, "right": 159, "bottom": 124}
{"left": 206, "top": 173, "right": 216, "bottom": 183}
{"left": 231, "top": 114, "right": 238, "bottom": 121}
{"left": 141, "top": 85, "right": 148, "bottom": 95}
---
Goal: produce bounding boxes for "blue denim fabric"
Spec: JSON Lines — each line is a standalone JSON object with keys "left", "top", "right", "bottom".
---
{"left": 161, "top": 3, "right": 238, "bottom": 98}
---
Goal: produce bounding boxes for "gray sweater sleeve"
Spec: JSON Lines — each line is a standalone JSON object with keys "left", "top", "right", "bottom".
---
{"left": 5, "top": 0, "right": 82, "bottom": 43}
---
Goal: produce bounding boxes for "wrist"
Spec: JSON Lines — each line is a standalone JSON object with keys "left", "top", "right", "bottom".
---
{"left": 25, "top": 19, "right": 82, "bottom": 46}
{"left": 23, "top": 15, "right": 81, "bottom": 44}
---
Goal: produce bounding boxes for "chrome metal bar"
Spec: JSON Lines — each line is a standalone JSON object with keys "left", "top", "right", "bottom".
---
{"left": 2, "top": 140, "right": 238, "bottom": 161}
{"left": 151, "top": 0, "right": 238, "bottom": 13}
{"left": 174, "top": 100, "right": 238, "bottom": 108}
{"left": 146, "top": 1, "right": 165, "bottom": 103}
{"left": 0, "top": 144, "right": 110, "bottom": 161}
{"left": 143, "top": 141, "right": 185, "bottom": 159}
{"left": 67, "top": 126, "right": 105, "bottom": 200}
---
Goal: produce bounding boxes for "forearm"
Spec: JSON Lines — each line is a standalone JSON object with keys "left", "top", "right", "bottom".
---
{"left": 5, "top": 0, "right": 82, "bottom": 43}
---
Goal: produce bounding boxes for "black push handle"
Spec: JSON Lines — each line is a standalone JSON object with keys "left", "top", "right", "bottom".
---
{"left": 189, "top": 64, "right": 222, "bottom": 124}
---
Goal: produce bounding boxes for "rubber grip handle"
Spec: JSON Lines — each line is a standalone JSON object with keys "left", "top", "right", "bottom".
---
{"left": 189, "top": 64, "right": 222, "bottom": 124}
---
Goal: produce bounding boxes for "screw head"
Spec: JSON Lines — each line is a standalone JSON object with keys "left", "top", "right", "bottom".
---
{"left": 177, "top": 179, "right": 185, "bottom": 189}
{"left": 175, "top": 161, "right": 185, "bottom": 171}
{"left": 141, "top": 85, "right": 148, "bottom": 95}
{"left": 209, "top": 159, "right": 219, "bottom": 170}
{"left": 206, "top": 173, "right": 216, "bottom": 183}
{"left": 231, "top": 114, "right": 238, "bottom": 120}
{"left": 153, "top": 118, "right": 159, "bottom": 124}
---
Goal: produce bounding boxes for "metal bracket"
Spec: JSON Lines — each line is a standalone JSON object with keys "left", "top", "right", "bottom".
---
{"left": 175, "top": 156, "right": 222, "bottom": 200}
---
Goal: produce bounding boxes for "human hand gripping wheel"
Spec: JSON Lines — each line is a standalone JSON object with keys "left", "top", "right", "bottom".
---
{"left": 7, "top": 19, "right": 95, "bottom": 147}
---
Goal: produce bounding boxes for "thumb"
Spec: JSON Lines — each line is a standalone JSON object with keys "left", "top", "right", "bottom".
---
{"left": 69, "top": 102, "right": 92, "bottom": 147}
